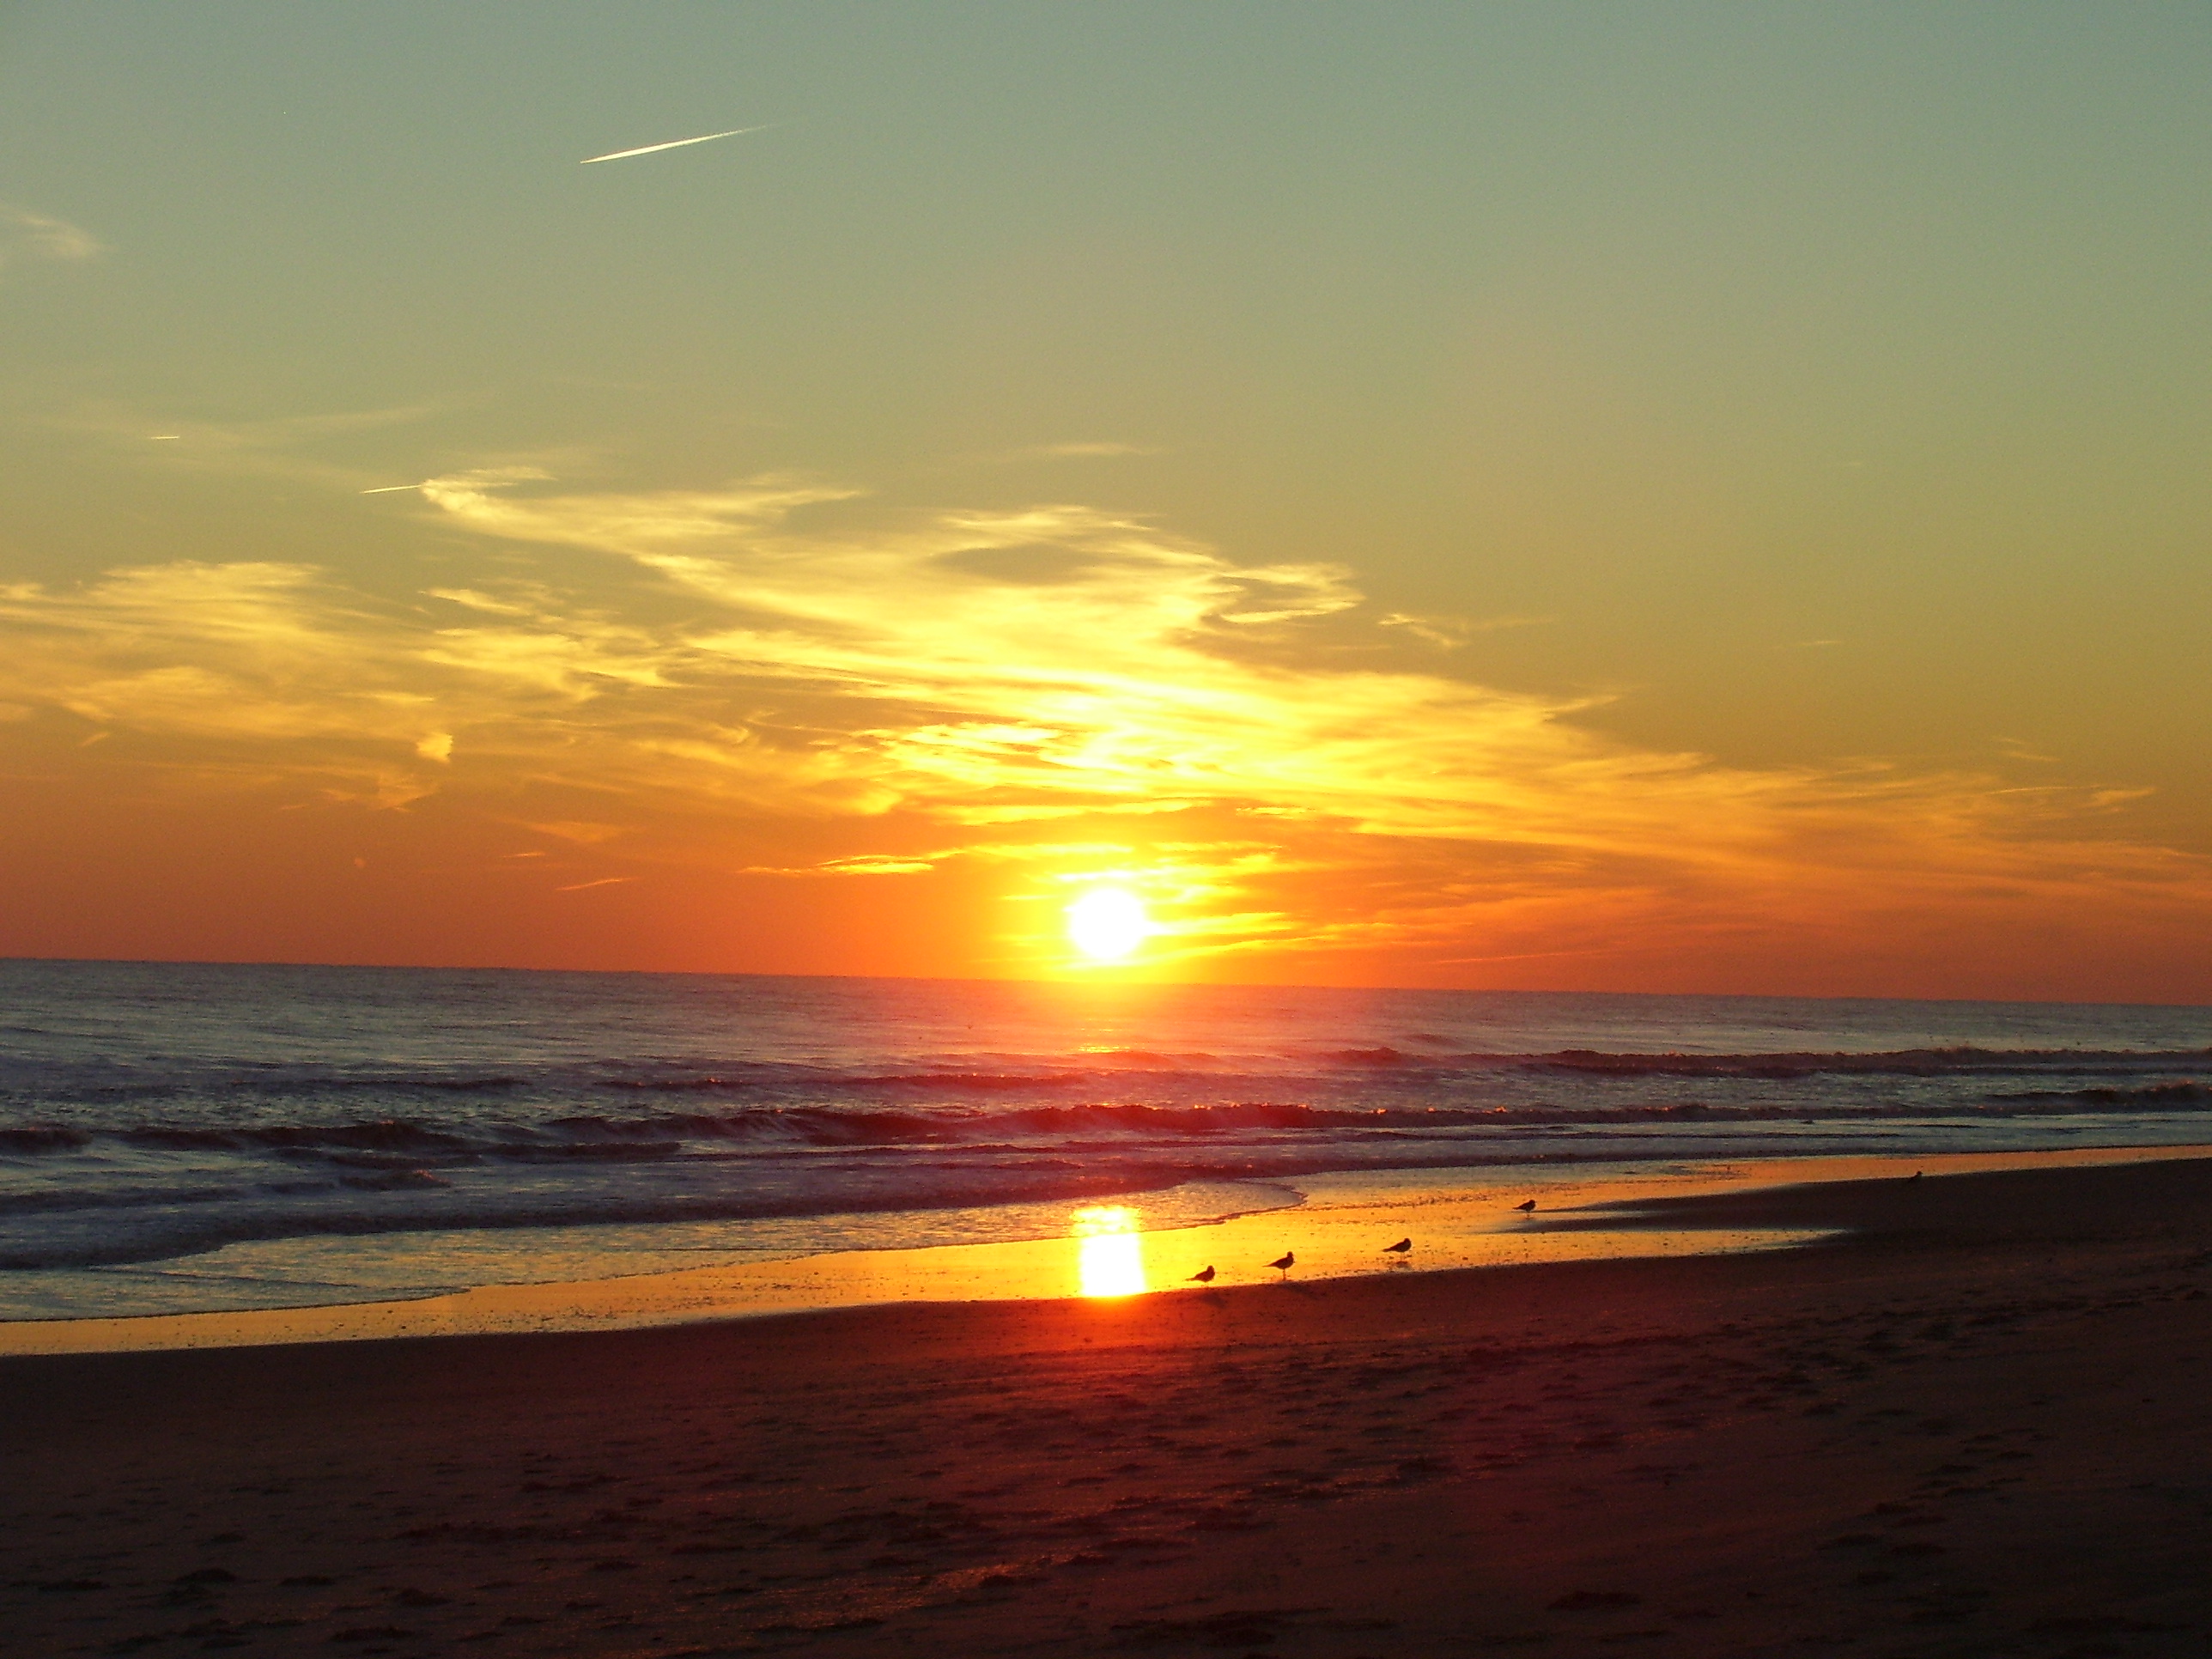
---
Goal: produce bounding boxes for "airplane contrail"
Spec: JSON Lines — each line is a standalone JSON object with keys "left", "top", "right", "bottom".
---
{"left": 360, "top": 483, "right": 426, "bottom": 495}
{"left": 580, "top": 125, "right": 775, "bottom": 165}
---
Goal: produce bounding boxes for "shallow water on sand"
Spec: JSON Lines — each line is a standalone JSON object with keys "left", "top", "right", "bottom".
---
{"left": 4, "top": 1146, "right": 2205, "bottom": 1353}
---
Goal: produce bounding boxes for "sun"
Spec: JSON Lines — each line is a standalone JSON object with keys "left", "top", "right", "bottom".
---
{"left": 1066, "top": 887, "right": 1152, "bottom": 962}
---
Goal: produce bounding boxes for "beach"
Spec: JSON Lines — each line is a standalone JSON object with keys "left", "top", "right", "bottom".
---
{"left": 12, "top": 9, "right": 2212, "bottom": 1656}
{"left": 5, "top": 1152, "right": 2209, "bottom": 1656}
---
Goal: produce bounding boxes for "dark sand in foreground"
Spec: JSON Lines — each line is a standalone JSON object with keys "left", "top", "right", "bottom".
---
{"left": 5, "top": 1156, "right": 2210, "bottom": 1657}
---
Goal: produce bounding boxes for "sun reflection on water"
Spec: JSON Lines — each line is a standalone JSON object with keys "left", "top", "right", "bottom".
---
{"left": 1071, "top": 1205, "right": 1147, "bottom": 1297}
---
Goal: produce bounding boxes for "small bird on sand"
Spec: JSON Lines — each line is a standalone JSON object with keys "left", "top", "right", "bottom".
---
{"left": 1268, "top": 1251, "right": 1296, "bottom": 1281}
{"left": 1188, "top": 1265, "right": 1217, "bottom": 1283}
{"left": 1907, "top": 1170, "right": 1924, "bottom": 1182}
{"left": 1384, "top": 1237, "right": 1412, "bottom": 1255}
{"left": 1514, "top": 1198, "right": 1537, "bottom": 1214}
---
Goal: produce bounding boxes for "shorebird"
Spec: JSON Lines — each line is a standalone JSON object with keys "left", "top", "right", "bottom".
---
{"left": 1514, "top": 1198, "right": 1537, "bottom": 1214}
{"left": 1383, "top": 1237, "right": 1412, "bottom": 1255}
{"left": 1268, "top": 1251, "right": 1296, "bottom": 1281}
{"left": 1188, "top": 1265, "right": 1217, "bottom": 1284}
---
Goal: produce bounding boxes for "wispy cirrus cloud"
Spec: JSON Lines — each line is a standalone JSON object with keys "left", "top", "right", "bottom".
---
{"left": 0, "top": 204, "right": 100, "bottom": 275}
{"left": 54, "top": 399, "right": 456, "bottom": 489}
{"left": 1016, "top": 441, "right": 1162, "bottom": 461}
{"left": 3, "top": 468, "right": 2208, "bottom": 984}
{"left": 1376, "top": 611, "right": 1550, "bottom": 648}
{"left": 951, "top": 440, "right": 1164, "bottom": 470}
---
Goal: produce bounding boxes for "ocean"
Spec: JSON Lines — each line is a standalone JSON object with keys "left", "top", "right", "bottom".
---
{"left": 3, "top": 958, "right": 2209, "bottom": 1322}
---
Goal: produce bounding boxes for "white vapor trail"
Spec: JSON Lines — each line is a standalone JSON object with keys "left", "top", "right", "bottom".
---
{"left": 579, "top": 125, "right": 775, "bottom": 165}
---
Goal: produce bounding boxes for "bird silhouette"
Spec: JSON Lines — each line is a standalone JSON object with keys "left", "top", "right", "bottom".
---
{"left": 1188, "top": 1265, "right": 1217, "bottom": 1284}
{"left": 1514, "top": 1198, "right": 1537, "bottom": 1214}
{"left": 1383, "top": 1237, "right": 1412, "bottom": 1255}
{"left": 1268, "top": 1251, "right": 1296, "bottom": 1281}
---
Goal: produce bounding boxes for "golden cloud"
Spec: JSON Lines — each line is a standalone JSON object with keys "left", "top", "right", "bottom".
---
{"left": 3, "top": 470, "right": 2209, "bottom": 979}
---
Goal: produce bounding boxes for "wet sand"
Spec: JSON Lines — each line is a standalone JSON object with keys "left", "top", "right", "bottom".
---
{"left": 4, "top": 1152, "right": 2211, "bottom": 1656}
{"left": 6, "top": 1146, "right": 2199, "bottom": 1357}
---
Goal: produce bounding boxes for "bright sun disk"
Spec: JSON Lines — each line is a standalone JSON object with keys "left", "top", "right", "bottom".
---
{"left": 1066, "top": 887, "right": 1151, "bottom": 962}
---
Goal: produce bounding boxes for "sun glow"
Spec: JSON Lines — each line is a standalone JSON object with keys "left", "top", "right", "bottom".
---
{"left": 1066, "top": 887, "right": 1152, "bottom": 963}
{"left": 1071, "top": 1205, "right": 1148, "bottom": 1297}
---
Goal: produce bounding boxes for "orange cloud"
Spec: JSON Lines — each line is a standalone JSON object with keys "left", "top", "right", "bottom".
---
{"left": 3, "top": 470, "right": 2209, "bottom": 995}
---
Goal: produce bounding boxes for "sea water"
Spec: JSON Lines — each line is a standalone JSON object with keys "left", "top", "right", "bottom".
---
{"left": 3, "top": 958, "right": 2208, "bottom": 1320}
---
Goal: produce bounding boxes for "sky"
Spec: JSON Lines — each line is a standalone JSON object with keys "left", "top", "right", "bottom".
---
{"left": 3, "top": 2, "right": 2209, "bottom": 1000}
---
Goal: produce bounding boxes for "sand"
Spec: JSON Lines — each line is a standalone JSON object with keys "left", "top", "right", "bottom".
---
{"left": 3, "top": 1153, "right": 2210, "bottom": 1656}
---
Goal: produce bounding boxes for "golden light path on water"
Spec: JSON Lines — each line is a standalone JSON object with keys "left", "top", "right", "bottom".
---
{"left": 1071, "top": 1205, "right": 1147, "bottom": 1297}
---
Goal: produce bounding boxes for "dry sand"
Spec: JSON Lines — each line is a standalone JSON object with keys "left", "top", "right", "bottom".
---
{"left": 4, "top": 1153, "right": 2210, "bottom": 1656}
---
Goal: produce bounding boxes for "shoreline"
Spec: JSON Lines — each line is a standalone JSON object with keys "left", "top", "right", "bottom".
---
{"left": 3, "top": 1141, "right": 2206, "bottom": 1356}
{"left": 4, "top": 1152, "right": 2210, "bottom": 1655}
